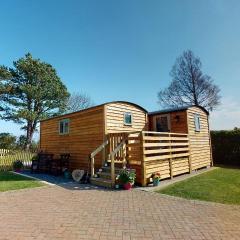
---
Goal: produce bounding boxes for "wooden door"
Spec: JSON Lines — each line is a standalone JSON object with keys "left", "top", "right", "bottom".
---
{"left": 154, "top": 114, "right": 170, "bottom": 132}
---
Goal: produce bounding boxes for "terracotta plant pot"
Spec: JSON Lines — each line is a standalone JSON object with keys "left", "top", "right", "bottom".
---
{"left": 123, "top": 182, "right": 132, "bottom": 190}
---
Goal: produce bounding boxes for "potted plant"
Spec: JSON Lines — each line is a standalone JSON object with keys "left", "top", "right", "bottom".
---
{"left": 13, "top": 160, "right": 24, "bottom": 172}
{"left": 152, "top": 172, "right": 161, "bottom": 186}
{"left": 118, "top": 168, "right": 136, "bottom": 190}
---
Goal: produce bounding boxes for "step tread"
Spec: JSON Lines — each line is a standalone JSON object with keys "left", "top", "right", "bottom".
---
{"left": 101, "top": 166, "right": 122, "bottom": 172}
{"left": 91, "top": 177, "right": 112, "bottom": 183}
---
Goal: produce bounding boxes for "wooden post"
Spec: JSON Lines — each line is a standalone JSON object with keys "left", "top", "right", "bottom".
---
{"left": 169, "top": 133, "right": 173, "bottom": 179}
{"left": 91, "top": 157, "right": 94, "bottom": 177}
{"left": 188, "top": 136, "right": 192, "bottom": 173}
{"left": 141, "top": 132, "right": 147, "bottom": 186}
{"left": 111, "top": 154, "right": 115, "bottom": 185}
{"left": 122, "top": 142, "right": 127, "bottom": 169}
{"left": 102, "top": 136, "right": 106, "bottom": 165}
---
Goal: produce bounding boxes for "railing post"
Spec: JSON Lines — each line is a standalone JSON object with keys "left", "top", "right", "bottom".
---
{"left": 111, "top": 154, "right": 115, "bottom": 186}
{"left": 91, "top": 157, "right": 94, "bottom": 177}
{"left": 122, "top": 142, "right": 127, "bottom": 169}
{"left": 188, "top": 135, "right": 192, "bottom": 173}
{"left": 169, "top": 133, "right": 173, "bottom": 179}
{"left": 141, "top": 132, "right": 147, "bottom": 186}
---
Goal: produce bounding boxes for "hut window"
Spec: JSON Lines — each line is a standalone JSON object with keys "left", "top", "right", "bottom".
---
{"left": 59, "top": 119, "right": 70, "bottom": 134}
{"left": 124, "top": 112, "right": 132, "bottom": 125}
{"left": 194, "top": 114, "right": 201, "bottom": 132}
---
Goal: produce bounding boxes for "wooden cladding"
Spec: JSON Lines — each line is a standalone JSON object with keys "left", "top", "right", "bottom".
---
{"left": 106, "top": 102, "right": 148, "bottom": 133}
{"left": 41, "top": 102, "right": 212, "bottom": 186}
{"left": 187, "top": 107, "right": 211, "bottom": 170}
{"left": 40, "top": 105, "right": 105, "bottom": 171}
{"left": 141, "top": 131, "right": 191, "bottom": 185}
{"left": 102, "top": 131, "right": 192, "bottom": 186}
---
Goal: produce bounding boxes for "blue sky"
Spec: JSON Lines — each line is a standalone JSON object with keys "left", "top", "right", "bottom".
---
{"left": 0, "top": 0, "right": 240, "bottom": 138}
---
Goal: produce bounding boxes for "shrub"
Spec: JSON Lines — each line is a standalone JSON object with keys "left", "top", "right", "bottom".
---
{"left": 12, "top": 160, "right": 24, "bottom": 170}
{"left": 211, "top": 129, "right": 240, "bottom": 166}
{"left": 118, "top": 168, "right": 136, "bottom": 184}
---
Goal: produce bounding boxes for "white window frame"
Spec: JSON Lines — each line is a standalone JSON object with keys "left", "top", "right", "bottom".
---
{"left": 194, "top": 114, "right": 201, "bottom": 132}
{"left": 59, "top": 119, "right": 70, "bottom": 135}
{"left": 124, "top": 112, "right": 133, "bottom": 126}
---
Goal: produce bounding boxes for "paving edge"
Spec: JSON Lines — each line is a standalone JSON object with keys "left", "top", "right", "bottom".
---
{"left": 10, "top": 171, "right": 56, "bottom": 186}
{"left": 137, "top": 166, "right": 218, "bottom": 192}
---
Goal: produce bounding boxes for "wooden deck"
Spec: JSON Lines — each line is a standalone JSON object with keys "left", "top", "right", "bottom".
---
{"left": 90, "top": 130, "right": 207, "bottom": 187}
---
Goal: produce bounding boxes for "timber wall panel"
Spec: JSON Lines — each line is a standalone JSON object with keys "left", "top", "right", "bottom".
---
{"left": 40, "top": 106, "right": 105, "bottom": 171}
{"left": 148, "top": 111, "right": 188, "bottom": 134}
{"left": 170, "top": 111, "right": 188, "bottom": 133}
{"left": 187, "top": 107, "right": 211, "bottom": 170}
{"left": 142, "top": 132, "right": 190, "bottom": 184}
{"left": 106, "top": 103, "right": 147, "bottom": 133}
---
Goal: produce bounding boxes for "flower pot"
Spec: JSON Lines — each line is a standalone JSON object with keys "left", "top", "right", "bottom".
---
{"left": 14, "top": 169, "right": 22, "bottom": 173}
{"left": 153, "top": 178, "right": 160, "bottom": 186}
{"left": 123, "top": 182, "right": 132, "bottom": 190}
{"left": 64, "top": 171, "right": 71, "bottom": 179}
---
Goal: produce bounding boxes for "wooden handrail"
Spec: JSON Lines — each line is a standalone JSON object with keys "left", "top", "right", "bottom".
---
{"left": 90, "top": 140, "right": 108, "bottom": 177}
{"left": 142, "top": 131, "right": 188, "bottom": 136}
{"left": 109, "top": 138, "right": 127, "bottom": 185}
{"left": 109, "top": 139, "right": 126, "bottom": 157}
{"left": 90, "top": 140, "right": 108, "bottom": 158}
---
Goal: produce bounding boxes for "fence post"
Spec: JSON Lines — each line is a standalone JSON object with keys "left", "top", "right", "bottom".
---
{"left": 188, "top": 136, "right": 192, "bottom": 173}
{"left": 141, "top": 132, "right": 147, "bottom": 186}
{"left": 111, "top": 154, "right": 115, "bottom": 187}
{"left": 169, "top": 133, "right": 173, "bottom": 179}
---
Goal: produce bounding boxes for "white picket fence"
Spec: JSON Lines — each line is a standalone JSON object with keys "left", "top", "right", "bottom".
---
{"left": 0, "top": 149, "right": 10, "bottom": 157}
{"left": 0, "top": 149, "right": 36, "bottom": 171}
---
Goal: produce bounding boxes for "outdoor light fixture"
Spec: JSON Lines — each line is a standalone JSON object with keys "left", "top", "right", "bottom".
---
{"left": 175, "top": 115, "right": 180, "bottom": 123}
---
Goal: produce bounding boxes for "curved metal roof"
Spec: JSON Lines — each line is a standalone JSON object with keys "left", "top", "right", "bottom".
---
{"left": 40, "top": 101, "right": 148, "bottom": 122}
{"left": 104, "top": 101, "right": 148, "bottom": 112}
{"left": 149, "top": 105, "right": 209, "bottom": 115}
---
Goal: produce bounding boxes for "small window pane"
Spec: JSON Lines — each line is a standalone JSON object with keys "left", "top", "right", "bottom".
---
{"left": 64, "top": 122, "right": 69, "bottom": 133}
{"left": 60, "top": 122, "right": 64, "bottom": 133}
{"left": 194, "top": 114, "right": 201, "bottom": 132}
{"left": 59, "top": 119, "right": 70, "bottom": 134}
{"left": 124, "top": 113, "right": 132, "bottom": 125}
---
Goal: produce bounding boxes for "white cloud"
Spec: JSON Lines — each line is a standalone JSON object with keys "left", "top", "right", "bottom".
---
{"left": 209, "top": 97, "right": 240, "bottom": 130}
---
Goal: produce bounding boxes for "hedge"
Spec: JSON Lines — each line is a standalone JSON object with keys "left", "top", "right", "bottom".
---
{"left": 211, "top": 129, "right": 240, "bottom": 166}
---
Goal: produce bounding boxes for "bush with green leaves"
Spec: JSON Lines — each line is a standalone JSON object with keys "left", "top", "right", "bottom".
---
{"left": 118, "top": 168, "right": 136, "bottom": 184}
{"left": 12, "top": 160, "right": 24, "bottom": 170}
{"left": 211, "top": 128, "right": 240, "bottom": 166}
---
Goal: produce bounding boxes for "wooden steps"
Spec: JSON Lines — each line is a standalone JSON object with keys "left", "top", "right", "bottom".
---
{"left": 90, "top": 164, "right": 120, "bottom": 188}
{"left": 90, "top": 177, "right": 113, "bottom": 188}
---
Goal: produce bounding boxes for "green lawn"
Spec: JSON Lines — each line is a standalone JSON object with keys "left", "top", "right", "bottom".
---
{"left": 0, "top": 172, "right": 44, "bottom": 192}
{"left": 158, "top": 167, "right": 240, "bottom": 205}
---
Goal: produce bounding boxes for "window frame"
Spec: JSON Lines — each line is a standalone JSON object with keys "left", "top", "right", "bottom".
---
{"left": 124, "top": 112, "right": 133, "bottom": 126}
{"left": 154, "top": 114, "right": 171, "bottom": 132}
{"left": 59, "top": 119, "right": 70, "bottom": 135}
{"left": 194, "top": 114, "right": 201, "bottom": 132}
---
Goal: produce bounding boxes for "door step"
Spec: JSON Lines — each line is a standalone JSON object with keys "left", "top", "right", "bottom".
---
{"left": 90, "top": 177, "right": 113, "bottom": 188}
{"left": 97, "top": 171, "right": 116, "bottom": 179}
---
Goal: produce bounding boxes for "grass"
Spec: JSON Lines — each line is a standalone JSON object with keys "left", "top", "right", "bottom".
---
{"left": 157, "top": 167, "right": 240, "bottom": 205}
{"left": 0, "top": 171, "right": 44, "bottom": 192}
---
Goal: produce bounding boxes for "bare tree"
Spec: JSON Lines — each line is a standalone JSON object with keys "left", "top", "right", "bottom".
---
{"left": 66, "top": 92, "right": 94, "bottom": 113}
{"left": 158, "top": 50, "right": 221, "bottom": 111}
